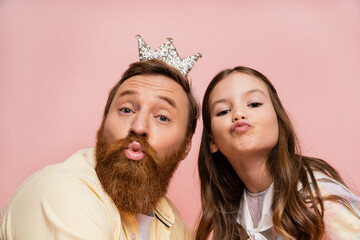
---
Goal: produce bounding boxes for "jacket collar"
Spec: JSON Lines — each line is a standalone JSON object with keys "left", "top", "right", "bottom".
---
{"left": 154, "top": 197, "right": 175, "bottom": 228}
{"left": 121, "top": 197, "right": 175, "bottom": 228}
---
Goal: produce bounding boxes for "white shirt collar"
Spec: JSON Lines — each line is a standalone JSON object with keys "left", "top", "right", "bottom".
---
{"left": 237, "top": 183, "right": 274, "bottom": 240}
{"left": 237, "top": 171, "right": 344, "bottom": 240}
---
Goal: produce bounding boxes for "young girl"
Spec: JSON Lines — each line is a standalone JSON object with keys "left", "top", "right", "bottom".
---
{"left": 196, "top": 66, "right": 360, "bottom": 240}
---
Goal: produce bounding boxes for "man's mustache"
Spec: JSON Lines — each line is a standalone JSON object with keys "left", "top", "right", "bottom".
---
{"left": 102, "top": 134, "right": 158, "bottom": 163}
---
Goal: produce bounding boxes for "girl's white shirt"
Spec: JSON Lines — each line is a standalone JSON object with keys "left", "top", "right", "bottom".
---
{"left": 236, "top": 172, "right": 352, "bottom": 240}
{"left": 237, "top": 182, "right": 274, "bottom": 240}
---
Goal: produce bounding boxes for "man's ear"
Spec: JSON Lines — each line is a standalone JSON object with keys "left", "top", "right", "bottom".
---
{"left": 209, "top": 135, "right": 219, "bottom": 153}
{"left": 180, "top": 137, "right": 192, "bottom": 161}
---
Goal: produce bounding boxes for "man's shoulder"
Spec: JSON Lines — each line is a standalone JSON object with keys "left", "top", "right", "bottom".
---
{"left": 1, "top": 148, "right": 104, "bottom": 218}
{"left": 19, "top": 148, "right": 96, "bottom": 189}
{"left": 61, "top": 148, "right": 96, "bottom": 170}
{"left": 33, "top": 148, "right": 96, "bottom": 180}
{"left": 1, "top": 148, "right": 120, "bottom": 239}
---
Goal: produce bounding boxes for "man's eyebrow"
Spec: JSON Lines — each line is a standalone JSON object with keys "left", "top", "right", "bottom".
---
{"left": 118, "top": 90, "right": 138, "bottom": 98}
{"left": 158, "top": 96, "right": 177, "bottom": 109}
{"left": 117, "top": 90, "right": 176, "bottom": 108}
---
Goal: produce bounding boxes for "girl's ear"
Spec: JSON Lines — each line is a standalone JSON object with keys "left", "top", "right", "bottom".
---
{"left": 209, "top": 135, "right": 219, "bottom": 153}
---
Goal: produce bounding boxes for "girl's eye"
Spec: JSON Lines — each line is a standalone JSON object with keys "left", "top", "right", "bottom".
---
{"left": 248, "top": 102, "right": 262, "bottom": 108}
{"left": 216, "top": 109, "right": 230, "bottom": 116}
{"left": 119, "top": 107, "right": 133, "bottom": 114}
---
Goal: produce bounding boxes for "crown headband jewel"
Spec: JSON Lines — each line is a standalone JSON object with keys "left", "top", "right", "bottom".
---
{"left": 136, "top": 35, "right": 202, "bottom": 75}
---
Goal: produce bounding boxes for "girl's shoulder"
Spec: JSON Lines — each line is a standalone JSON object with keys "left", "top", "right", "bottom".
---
{"left": 316, "top": 177, "right": 359, "bottom": 201}
{"left": 304, "top": 172, "right": 360, "bottom": 239}
{"left": 298, "top": 170, "right": 359, "bottom": 200}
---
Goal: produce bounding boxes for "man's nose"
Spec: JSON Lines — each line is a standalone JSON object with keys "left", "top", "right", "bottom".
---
{"left": 129, "top": 111, "right": 148, "bottom": 137}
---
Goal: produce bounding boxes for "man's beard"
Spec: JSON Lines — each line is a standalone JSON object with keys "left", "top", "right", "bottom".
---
{"left": 95, "top": 128, "right": 187, "bottom": 215}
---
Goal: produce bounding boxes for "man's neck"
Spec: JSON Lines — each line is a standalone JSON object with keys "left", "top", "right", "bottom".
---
{"left": 136, "top": 213, "right": 155, "bottom": 240}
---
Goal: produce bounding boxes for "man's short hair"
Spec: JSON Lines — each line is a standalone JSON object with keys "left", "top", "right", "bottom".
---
{"left": 102, "top": 59, "right": 199, "bottom": 138}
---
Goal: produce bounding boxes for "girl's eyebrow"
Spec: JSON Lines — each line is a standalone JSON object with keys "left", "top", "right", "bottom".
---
{"left": 211, "top": 98, "right": 228, "bottom": 110}
{"left": 211, "top": 89, "right": 266, "bottom": 109}
{"left": 244, "top": 88, "right": 266, "bottom": 96}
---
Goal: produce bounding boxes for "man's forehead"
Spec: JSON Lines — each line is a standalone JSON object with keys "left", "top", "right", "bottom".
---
{"left": 118, "top": 74, "right": 185, "bottom": 97}
{"left": 114, "top": 74, "right": 189, "bottom": 110}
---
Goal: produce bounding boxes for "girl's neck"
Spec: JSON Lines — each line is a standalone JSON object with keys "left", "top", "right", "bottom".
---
{"left": 229, "top": 153, "right": 273, "bottom": 193}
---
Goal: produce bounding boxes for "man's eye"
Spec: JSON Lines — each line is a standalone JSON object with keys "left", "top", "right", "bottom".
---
{"left": 216, "top": 109, "right": 230, "bottom": 116}
{"left": 248, "top": 102, "right": 262, "bottom": 108}
{"left": 157, "top": 115, "right": 169, "bottom": 122}
{"left": 119, "top": 108, "right": 132, "bottom": 114}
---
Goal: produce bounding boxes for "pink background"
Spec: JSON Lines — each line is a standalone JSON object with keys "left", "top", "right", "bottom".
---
{"left": 1, "top": 0, "right": 360, "bottom": 227}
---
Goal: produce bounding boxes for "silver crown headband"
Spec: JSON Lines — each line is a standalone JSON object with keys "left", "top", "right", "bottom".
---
{"left": 136, "top": 35, "right": 202, "bottom": 75}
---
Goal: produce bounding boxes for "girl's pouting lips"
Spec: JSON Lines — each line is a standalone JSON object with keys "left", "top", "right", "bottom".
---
{"left": 231, "top": 121, "right": 252, "bottom": 133}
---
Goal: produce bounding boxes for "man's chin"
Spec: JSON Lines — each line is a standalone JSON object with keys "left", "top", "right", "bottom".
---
{"left": 94, "top": 132, "right": 185, "bottom": 215}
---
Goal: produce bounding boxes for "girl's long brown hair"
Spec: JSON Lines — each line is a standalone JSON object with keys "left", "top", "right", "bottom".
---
{"left": 196, "top": 66, "right": 356, "bottom": 240}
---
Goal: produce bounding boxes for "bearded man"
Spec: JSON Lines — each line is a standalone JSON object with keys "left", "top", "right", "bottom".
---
{"left": 0, "top": 35, "right": 201, "bottom": 239}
